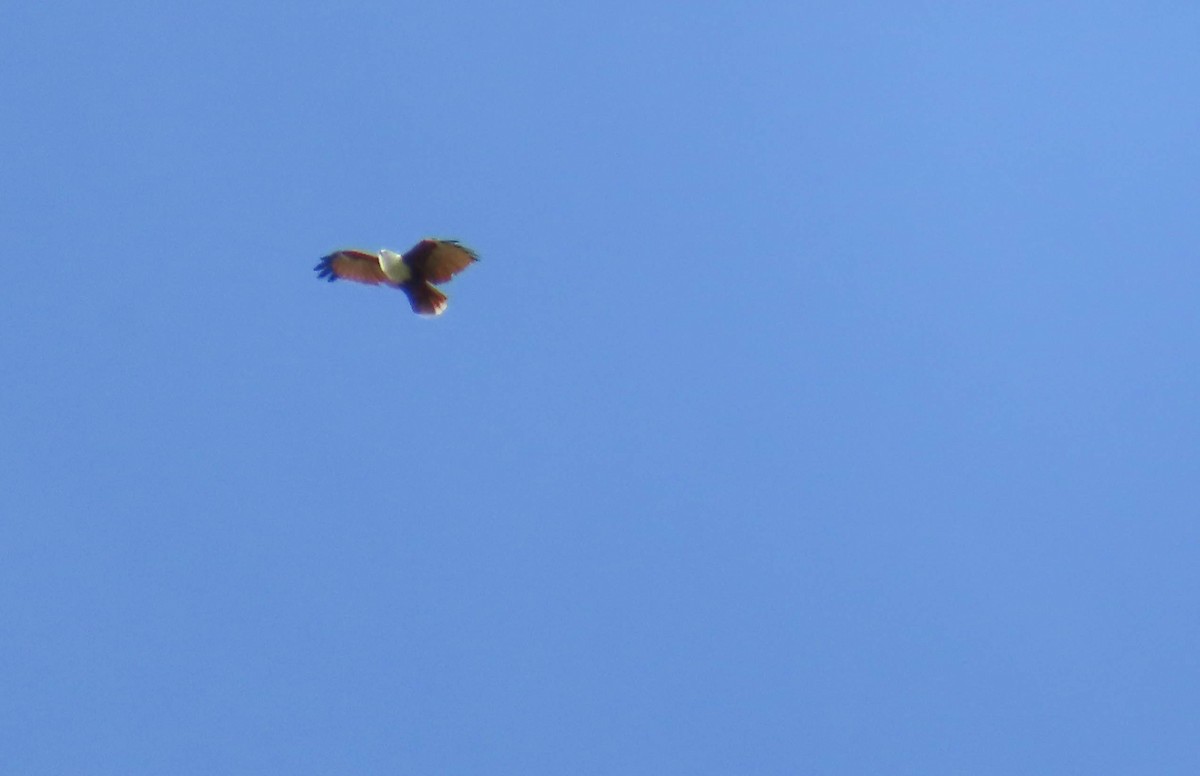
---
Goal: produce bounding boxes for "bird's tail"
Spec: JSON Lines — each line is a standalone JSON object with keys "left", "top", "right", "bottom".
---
{"left": 402, "top": 281, "right": 449, "bottom": 316}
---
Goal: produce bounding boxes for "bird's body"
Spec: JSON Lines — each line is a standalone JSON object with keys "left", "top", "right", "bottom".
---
{"left": 315, "top": 238, "right": 478, "bottom": 316}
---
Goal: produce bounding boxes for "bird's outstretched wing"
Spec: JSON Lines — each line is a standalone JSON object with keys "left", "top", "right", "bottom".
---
{"left": 403, "top": 239, "right": 479, "bottom": 285}
{"left": 314, "top": 250, "right": 390, "bottom": 285}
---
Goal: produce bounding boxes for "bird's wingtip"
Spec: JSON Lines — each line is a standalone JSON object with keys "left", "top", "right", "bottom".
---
{"left": 314, "top": 254, "right": 338, "bottom": 281}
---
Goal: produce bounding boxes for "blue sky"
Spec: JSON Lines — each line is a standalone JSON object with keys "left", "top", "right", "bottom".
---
{"left": 2, "top": 2, "right": 1198, "bottom": 773}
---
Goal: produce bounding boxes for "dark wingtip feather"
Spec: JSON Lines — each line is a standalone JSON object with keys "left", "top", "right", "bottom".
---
{"left": 439, "top": 239, "right": 480, "bottom": 261}
{"left": 314, "top": 254, "right": 339, "bottom": 281}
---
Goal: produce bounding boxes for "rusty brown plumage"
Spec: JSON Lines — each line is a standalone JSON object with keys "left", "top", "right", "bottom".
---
{"left": 402, "top": 239, "right": 479, "bottom": 285}
{"left": 314, "top": 238, "right": 479, "bottom": 316}
{"left": 314, "top": 249, "right": 390, "bottom": 285}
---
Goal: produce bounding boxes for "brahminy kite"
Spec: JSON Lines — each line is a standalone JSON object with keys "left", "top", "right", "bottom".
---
{"left": 314, "top": 238, "right": 479, "bottom": 316}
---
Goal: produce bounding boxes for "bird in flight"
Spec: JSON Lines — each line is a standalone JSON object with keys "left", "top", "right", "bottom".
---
{"left": 315, "top": 238, "right": 479, "bottom": 316}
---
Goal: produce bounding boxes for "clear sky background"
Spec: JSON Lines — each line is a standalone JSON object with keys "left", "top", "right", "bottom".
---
{"left": 2, "top": 2, "right": 1198, "bottom": 773}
